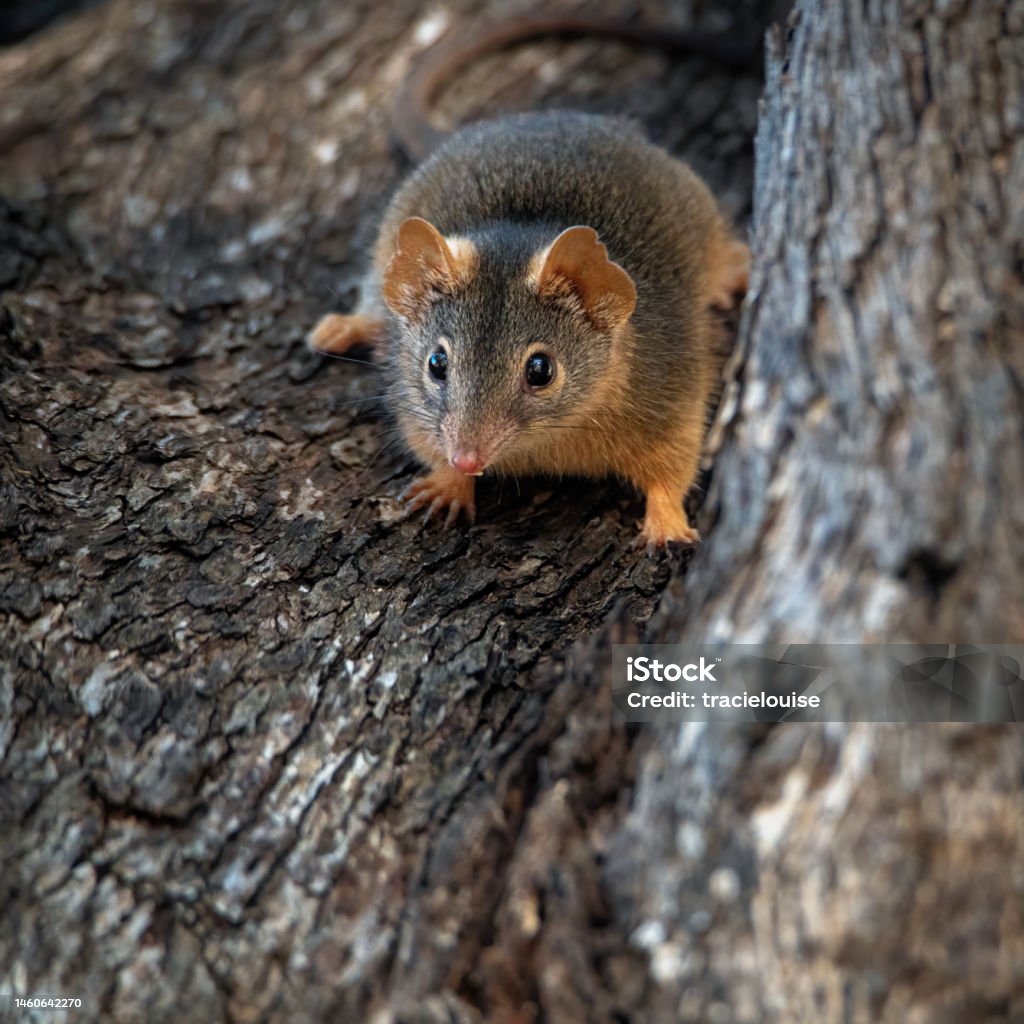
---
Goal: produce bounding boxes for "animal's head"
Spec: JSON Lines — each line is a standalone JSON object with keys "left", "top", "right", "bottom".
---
{"left": 382, "top": 216, "right": 636, "bottom": 475}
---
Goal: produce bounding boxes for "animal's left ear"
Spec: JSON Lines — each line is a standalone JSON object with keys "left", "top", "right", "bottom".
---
{"left": 383, "top": 217, "right": 475, "bottom": 321}
{"left": 533, "top": 226, "right": 637, "bottom": 330}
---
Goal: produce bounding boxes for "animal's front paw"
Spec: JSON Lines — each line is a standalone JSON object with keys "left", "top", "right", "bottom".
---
{"left": 402, "top": 468, "right": 476, "bottom": 528}
{"left": 636, "top": 482, "right": 701, "bottom": 554}
{"left": 638, "top": 525, "right": 700, "bottom": 552}
{"left": 308, "top": 313, "right": 386, "bottom": 355}
{"left": 636, "top": 510, "right": 700, "bottom": 555}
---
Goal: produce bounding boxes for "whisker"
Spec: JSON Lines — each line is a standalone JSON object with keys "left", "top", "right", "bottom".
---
{"left": 327, "top": 393, "right": 400, "bottom": 408}
{"left": 365, "top": 436, "right": 407, "bottom": 472}
{"left": 316, "top": 353, "right": 382, "bottom": 369}
{"left": 320, "top": 438, "right": 409, "bottom": 511}
{"left": 522, "top": 424, "right": 593, "bottom": 433}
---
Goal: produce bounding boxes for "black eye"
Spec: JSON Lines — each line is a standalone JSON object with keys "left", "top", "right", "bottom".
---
{"left": 525, "top": 353, "right": 554, "bottom": 389}
{"left": 427, "top": 349, "right": 448, "bottom": 382}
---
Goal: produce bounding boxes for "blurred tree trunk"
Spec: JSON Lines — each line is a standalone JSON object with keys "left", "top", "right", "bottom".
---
{"left": 1, "top": 1, "right": 1021, "bottom": 1023}
{"left": 601, "top": 3, "right": 1024, "bottom": 1023}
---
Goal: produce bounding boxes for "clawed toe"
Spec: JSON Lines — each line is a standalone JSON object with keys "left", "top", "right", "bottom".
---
{"left": 401, "top": 471, "right": 476, "bottom": 528}
{"left": 635, "top": 536, "right": 661, "bottom": 558}
{"left": 401, "top": 480, "right": 429, "bottom": 509}
{"left": 444, "top": 502, "right": 464, "bottom": 529}
{"left": 635, "top": 523, "right": 700, "bottom": 554}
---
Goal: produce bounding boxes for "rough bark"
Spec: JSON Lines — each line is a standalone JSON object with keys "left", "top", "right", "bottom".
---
{"left": 1, "top": 2, "right": 1021, "bottom": 1024}
{"left": 607, "top": 3, "right": 1024, "bottom": 1023}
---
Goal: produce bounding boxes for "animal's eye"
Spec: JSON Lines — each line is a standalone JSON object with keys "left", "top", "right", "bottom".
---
{"left": 524, "top": 353, "right": 554, "bottom": 389}
{"left": 427, "top": 349, "right": 448, "bottom": 382}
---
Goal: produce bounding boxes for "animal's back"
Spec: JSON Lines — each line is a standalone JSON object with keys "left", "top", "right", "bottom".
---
{"left": 376, "top": 111, "right": 724, "bottom": 326}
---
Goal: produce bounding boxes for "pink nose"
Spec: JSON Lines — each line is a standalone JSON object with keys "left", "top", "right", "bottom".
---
{"left": 451, "top": 450, "right": 485, "bottom": 475}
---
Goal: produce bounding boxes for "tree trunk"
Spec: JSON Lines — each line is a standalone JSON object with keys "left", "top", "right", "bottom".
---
{"left": 1, "top": 1, "right": 1020, "bottom": 1023}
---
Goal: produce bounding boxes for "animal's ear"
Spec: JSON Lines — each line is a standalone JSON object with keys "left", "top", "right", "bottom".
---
{"left": 534, "top": 226, "right": 637, "bottom": 330}
{"left": 382, "top": 217, "right": 474, "bottom": 320}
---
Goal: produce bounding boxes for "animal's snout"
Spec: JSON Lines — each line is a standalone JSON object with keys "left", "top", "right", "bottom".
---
{"left": 451, "top": 450, "right": 486, "bottom": 476}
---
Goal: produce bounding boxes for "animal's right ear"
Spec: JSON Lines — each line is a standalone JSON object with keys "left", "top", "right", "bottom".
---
{"left": 382, "top": 217, "right": 475, "bottom": 321}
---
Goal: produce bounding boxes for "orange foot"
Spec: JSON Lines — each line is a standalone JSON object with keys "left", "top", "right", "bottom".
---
{"left": 708, "top": 239, "right": 750, "bottom": 311}
{"left": 402, "top": 466, "right": 476, "bottom": 528}
{"left": 308, "top": 313, "right": 386, "bottom": 355}
{"left": 637, "top": 485, "right": 700, "bottom": 552}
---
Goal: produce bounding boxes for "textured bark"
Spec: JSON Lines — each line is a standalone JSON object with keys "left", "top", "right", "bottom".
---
{"left": 1, "top": 2, "right": 1021, "bottom": 1024}
{"left": 606, "top": 3, "right": 1024, "bottom": 1023}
